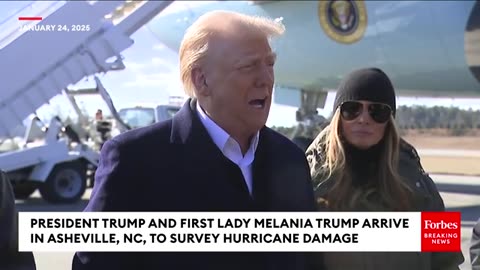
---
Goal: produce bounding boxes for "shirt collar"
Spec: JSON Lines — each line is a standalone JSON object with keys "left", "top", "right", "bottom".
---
{"left": 196, "top": 102, "right": 259, "bottom": 157}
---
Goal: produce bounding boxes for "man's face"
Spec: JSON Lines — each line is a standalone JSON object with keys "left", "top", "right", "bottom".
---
{"left": 200, "top": 30, "right": 276, "bottom": 136}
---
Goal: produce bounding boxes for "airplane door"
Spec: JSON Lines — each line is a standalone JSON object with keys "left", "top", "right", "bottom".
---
{"left": 373, "top": 1, "right": 479, "bottom": 95}
{"left": 465, "top": 0, "right": 480, "bottom": 84}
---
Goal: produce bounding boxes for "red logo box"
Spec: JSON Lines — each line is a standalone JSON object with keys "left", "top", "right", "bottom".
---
{"left": 421, "top": 212, "right": 461, "bottom": 252}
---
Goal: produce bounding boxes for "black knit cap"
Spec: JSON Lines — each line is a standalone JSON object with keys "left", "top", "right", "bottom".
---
{"left": 333, "top": 67, "right": 397, "bottom": 117}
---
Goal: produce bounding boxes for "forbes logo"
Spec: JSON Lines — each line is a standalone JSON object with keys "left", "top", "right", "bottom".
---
{"left": 424, "top": 220, "right": 459, "bottom": 230}
{"left": 421, "top": 212, "right": 461, "bottom": 252}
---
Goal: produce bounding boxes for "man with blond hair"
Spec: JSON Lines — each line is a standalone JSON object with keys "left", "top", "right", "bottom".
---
{"left": 72, "top": 10, "right": 316, "bottom": 270}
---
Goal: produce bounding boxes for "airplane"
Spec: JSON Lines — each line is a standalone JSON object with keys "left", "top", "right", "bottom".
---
{"left": 146, "top": 0, "right": 480, "bottom": 149}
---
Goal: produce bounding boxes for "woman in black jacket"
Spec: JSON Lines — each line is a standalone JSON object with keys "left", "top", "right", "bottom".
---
{"left": 306, "top": 67, "right": 464, "bottom": 270}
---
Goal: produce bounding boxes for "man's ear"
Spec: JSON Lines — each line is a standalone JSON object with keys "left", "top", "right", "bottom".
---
{"left": 192, "top": 68, "right": 210, "bottom": 96}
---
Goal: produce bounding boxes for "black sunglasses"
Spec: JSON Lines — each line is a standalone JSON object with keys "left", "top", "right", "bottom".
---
{"left": 340, "top": 101, "right": 392, "bottom": 124}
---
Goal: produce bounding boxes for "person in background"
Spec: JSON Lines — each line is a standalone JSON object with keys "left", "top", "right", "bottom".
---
{"left": 94, "top": 109, "right": 112, "bottom": 149}
{"left": 95, "top": 109, "right": 103, "bottom": 121}
{"left": 72, "top": 10, "right": 316, "bottom": 270}
{"left": 0, "top": 170, "right": 36, "bottom": 270}
{"left": 305, "top": 67, "right": 464, "bottom": 270}
{"left": 472, "top": 217, "right": 480, "bottom": 270}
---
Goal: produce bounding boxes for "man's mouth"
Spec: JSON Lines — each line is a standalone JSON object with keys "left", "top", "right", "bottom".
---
{"left": 248, "top": 98, "right": 267, "bottom": 109}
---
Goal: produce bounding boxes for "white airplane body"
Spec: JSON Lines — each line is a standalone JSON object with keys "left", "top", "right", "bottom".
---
{"left": 146, "top": 0, "right": 480, "bottom": 151}
{"left": 148, "top": 0, "right": 480, "bottom": 111}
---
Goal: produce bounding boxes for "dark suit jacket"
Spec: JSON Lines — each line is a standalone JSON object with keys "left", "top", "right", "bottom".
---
{"left": 472, "top": 218, "right": 480, "bottom": 270}
{"left": 0, "top": 170, "right": 36, "bottom": 270}
{"left": 72, "top": 99, "right": 316, "bottom": 270}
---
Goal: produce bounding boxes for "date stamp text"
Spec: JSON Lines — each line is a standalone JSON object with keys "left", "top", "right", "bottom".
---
{"left": 20, "top": 24, "right": 91, "bottom": 32}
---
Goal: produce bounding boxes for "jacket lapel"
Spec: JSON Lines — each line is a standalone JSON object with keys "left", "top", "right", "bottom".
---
{"left": 170, "top": 99, "right": 252, "bottom": 200}
{"left": 252, "top": 128, "right": 285, "bottom": 210}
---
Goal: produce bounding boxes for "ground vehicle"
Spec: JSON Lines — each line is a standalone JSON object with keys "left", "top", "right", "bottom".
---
{"left": 116, "top": 96, "right": 184, "bottom": 131}
{"left": 1, "top": 115, "right": 98, "bottom": 203}
{"left": 1, "top": 1, "right": 175, "bottom": 203}
{"left": 0, "top": 78, "right": 129, "bottom": 203}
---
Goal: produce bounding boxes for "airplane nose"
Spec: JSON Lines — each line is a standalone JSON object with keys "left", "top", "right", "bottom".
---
{"left": 147, "top": 5, "right": 195, "bottom": 52}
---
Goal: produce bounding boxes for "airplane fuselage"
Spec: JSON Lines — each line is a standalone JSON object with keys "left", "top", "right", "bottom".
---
{"left": 149, "top": 0, "right": 480, "bottom": 98}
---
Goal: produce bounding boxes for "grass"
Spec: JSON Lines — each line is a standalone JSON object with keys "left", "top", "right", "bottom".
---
{"left": 402, "top": 135, "right": 480, "bottom": 151}
{"left": 418, "top": 156, "right": 480, "bottom": 176}
{"left": 401, "top": 133, "right": 480, "bottom": 175}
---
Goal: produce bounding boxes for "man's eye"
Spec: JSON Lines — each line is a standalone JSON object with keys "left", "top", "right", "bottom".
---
{"left": 241, "top": 64, "right": 254, "bottom": 69}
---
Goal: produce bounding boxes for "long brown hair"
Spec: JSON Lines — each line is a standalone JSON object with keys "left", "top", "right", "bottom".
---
{"left": 309, "top": 109, "right": 412, "bottom": 211}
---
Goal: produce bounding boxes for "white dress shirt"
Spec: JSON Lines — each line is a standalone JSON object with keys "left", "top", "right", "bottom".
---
{"left": 196, "top": 102, "right": 259, "bottom": 195}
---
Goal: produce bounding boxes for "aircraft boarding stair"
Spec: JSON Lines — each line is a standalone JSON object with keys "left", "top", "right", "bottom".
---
{"left": 0, "top": 0, "right": 174, "bottom": 138}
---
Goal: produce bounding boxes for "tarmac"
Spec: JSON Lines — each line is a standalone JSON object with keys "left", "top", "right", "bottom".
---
{"left": 417, "top": 149, "right": 480, "bottom": 158}
{"left": 15, "top": 173, "right": 480, "bottom": 270}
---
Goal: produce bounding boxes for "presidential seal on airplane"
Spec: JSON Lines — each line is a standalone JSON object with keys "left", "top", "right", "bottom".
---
{"left": 318, "top": 0, "right": 367, "bottom": 44}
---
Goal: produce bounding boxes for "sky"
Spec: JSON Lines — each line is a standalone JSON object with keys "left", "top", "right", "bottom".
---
{"left": 1, "top": 1, "right": 480, "bottom": 128}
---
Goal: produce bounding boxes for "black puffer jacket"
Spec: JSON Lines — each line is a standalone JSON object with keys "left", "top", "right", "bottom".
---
{"left": 305, "top": 138, "right": 465, "bottom": 270}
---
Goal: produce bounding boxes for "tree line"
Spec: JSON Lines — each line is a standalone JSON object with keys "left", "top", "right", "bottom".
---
{"left": 395, "top": 105, "right": 480, "bottom": 130}
{"left": 271, "top": 105, "right": 480, "bottom": 137}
